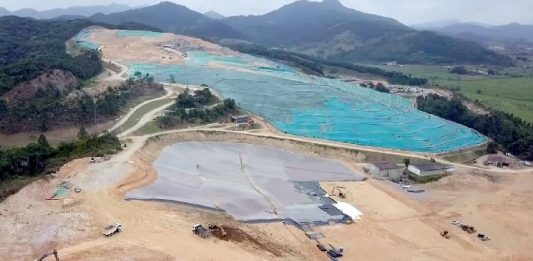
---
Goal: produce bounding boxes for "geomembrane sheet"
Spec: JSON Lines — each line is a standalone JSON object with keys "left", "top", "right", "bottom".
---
{"left": 126, "top": 142, "right": 364, "bottom": 223}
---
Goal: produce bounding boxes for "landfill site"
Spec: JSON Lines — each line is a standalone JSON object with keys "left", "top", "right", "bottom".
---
{"left": 0, "top": 130, "right": 532, "bottom": 260}
{"left": 1, "top": 28, "right": 533, "bottom": 261}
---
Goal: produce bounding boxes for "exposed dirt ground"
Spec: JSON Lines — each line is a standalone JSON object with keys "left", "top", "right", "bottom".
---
{"left": 88, "top": 28, "right": 238, "bottom": 65}
{"left": 0, "top": 121, "right": 114, "bottom": 146}
{"left": 1, "top": 131, "right": 532, "bottom": 260}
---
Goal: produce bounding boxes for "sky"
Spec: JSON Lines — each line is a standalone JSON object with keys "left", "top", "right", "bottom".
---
{"left": 1, "top": 0, "right": 532, "bottom": 25}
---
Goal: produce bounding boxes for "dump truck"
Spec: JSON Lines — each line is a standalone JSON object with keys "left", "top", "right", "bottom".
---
{"left": 192, "top": 224, "right": 212, "bottom": 238}
{"left": 103, "top": 223, "right": 123, "bottom": 237}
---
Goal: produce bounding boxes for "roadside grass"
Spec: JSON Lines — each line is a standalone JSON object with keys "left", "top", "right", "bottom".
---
{"left": 372, "top": 65, "right": 533, "bottom": 123}
{"left": 135, "top": 121, "right": 163, "bottom": 136}
{"left": 114, "top": 98, "right": 174, "bottom": 134}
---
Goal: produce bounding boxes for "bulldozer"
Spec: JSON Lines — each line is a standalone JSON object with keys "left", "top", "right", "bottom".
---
{"left": 330, "top": 186, "right": 347, "bottom": 198}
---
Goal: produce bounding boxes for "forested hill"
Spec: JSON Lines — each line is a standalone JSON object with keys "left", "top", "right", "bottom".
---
{"left": 223, "top": 0, "right": 513, "bottom": 66}
{"left": 89, "top": 1, "right": 246, "bottom": 40}
{"left": 0, "top": 16, "right": 165, "bottom": 134}
{"left": 0, "top": 16, "right": 102, "bottom": 96}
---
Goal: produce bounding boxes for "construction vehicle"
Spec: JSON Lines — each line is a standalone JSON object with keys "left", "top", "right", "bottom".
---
{"left": 327, "top": 244, "right": 344, "bottom": 258}
{"left": 192, "top": 224, "right": 212, "bottom": 238}
{"left": 34, "top": 249, "right": 59, "bottom": 261}
{"left": 460, "top": 225, "right": 477, "bottom": 234}
{"left": 478, "top": 234, "right": 491, "bottom": 241}
{"left": 330, "top": 186, "right": 347, "bottom": 198}
{"left": 208, "top": 224, "right": 227, "bottom": 238}
{"left": 440, "top": 230, "right": 451, "bottom": 239}
{"left": 103, "top": 223, "right": 123, "bottom": 237}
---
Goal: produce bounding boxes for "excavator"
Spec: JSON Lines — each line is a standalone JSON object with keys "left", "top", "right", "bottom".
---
{"left": 330, "top": 186, "right": 347, "bottom": 198}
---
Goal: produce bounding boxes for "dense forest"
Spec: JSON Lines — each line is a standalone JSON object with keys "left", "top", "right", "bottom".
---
{"left": 227, "top": 44, "right": 428, "bottom": 86}
{"left": 158, "top": 88, "right": 237, "bottom": 128}
{"left": 417, "top": 94, "right": 533, "bottom": 160}
{"left": 0, "top": 16, "right": 103, "bottom": 95}
{"left": 0, "top": 76, "right": 163, "bottom": 133}
{"left": 0, "top": 16, "right": 161, "bottom": 96}
{"left": 0, "top": 130, "right": 121, "bottom": 185}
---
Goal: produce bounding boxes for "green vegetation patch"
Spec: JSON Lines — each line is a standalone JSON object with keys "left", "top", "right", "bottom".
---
{"left": 417, "top": 94, "right": 533, "bottom": 160}
{"left": 114, "top": 97, "right": 174, "bottom": 134}
{"left": 158, "top": 88, "right": 238, "bottom": 128}
{"left": 374, "top": 65, "right": 533, "bottom": 123}
{"left": 0, "top": 130, "right": 122, "bottom": 197}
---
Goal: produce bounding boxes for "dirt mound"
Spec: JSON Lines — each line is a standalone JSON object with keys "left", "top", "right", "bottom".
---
{"left": 212, "top": 225, "right": 283, "bottom": 257}
{"left": 3, "top": 69, "right": 80, "bottom": 104}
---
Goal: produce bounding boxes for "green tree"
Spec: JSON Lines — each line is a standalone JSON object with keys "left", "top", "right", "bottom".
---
{"left": 487, "top": 142, "right": 497, "bottom": 154}
{"left": 403, "top": 158, "right": 411, "bottom": 169}
{"left": 134, "top": 71, "right": 142, "bottom": 79}
{"left": 168, "top": 74, "right": 176, "bottom": 83}
{"left": 37, "top": 135, "right": 50, "bottom": 149}
{"left": 78, "top": 127, "right": 89, "bottom": 140}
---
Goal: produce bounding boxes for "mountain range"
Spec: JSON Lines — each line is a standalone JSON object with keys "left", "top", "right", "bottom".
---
{"left": 204, "top": 11, "right": 225, "bottom": 20}
{"left": 221, "top": 0, "right": 511, "bottom": 65}
{"left": 89, "top": 2, "right": 245, "bottom": 40}
{"left": 432, "top": 23, "right": 533, "bottom": 43}
{"left": 0, "top": 0, "right": 514, "bottom": 66}
{"left": 0, "top": 3, "right": 132, "bottom": 19}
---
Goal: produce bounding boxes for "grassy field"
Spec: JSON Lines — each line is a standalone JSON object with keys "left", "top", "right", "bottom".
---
{"left": 372, "top": 65, "right": 533, "bottom": 123}
{"left": 114, "top": 98, "right": 174, "bottom": 134}
{"left": 134, "top": 121, "right": 163, "bottom": 136}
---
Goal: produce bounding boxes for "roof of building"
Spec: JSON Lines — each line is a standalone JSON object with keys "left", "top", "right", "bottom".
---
{"left": 411, "top": 162, "right": 449, "bottom": 171}
{"left": 371, "top": 161, "right": 402, "bottom": 171}
{"left": 231, "top": 115, "right": 250, "bottom": 120}
{"left": 486, "top": 155, "right": 511, "bottom": 164}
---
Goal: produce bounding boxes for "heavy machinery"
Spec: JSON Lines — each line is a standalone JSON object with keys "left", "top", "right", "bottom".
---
{"left": 192, "top": 224, "right": 212, "bottom": 238}
{"left": 327, "top": 244, "right": 344, "bottom": 258}
{"left": 478, "top": 234, "right": 491, "bottom": 241}
{"left": 460, "top": 225, "right": 477, "bottom": 234}
{"left": 330, "top": 186, "right": 347, "bottom": 198}
{"left": 103, "top": 223, "right": 123, "bottom": 237}
{"left": 441, "top": 230, "right": 451, "bottom": 239}
{"left": 208, "top": 224, "right": 227, "bottom": 238}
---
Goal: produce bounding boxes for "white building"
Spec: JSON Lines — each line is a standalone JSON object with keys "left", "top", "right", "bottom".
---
{"left": 407, "top": 163, "right": 454, "bottom": 181}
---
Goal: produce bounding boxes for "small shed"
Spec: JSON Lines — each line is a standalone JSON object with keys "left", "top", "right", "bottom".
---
{"left": 366, "top": 161, "right": 403, "bottom": 181}
{"left": 231, "top": 115, "right": 251, "bottom": 125}
{"left": 407, "top": 162, "right": 453, "bottom": 181}
{"left": 484, "top": 155, "right": 511, "bottom": 168}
